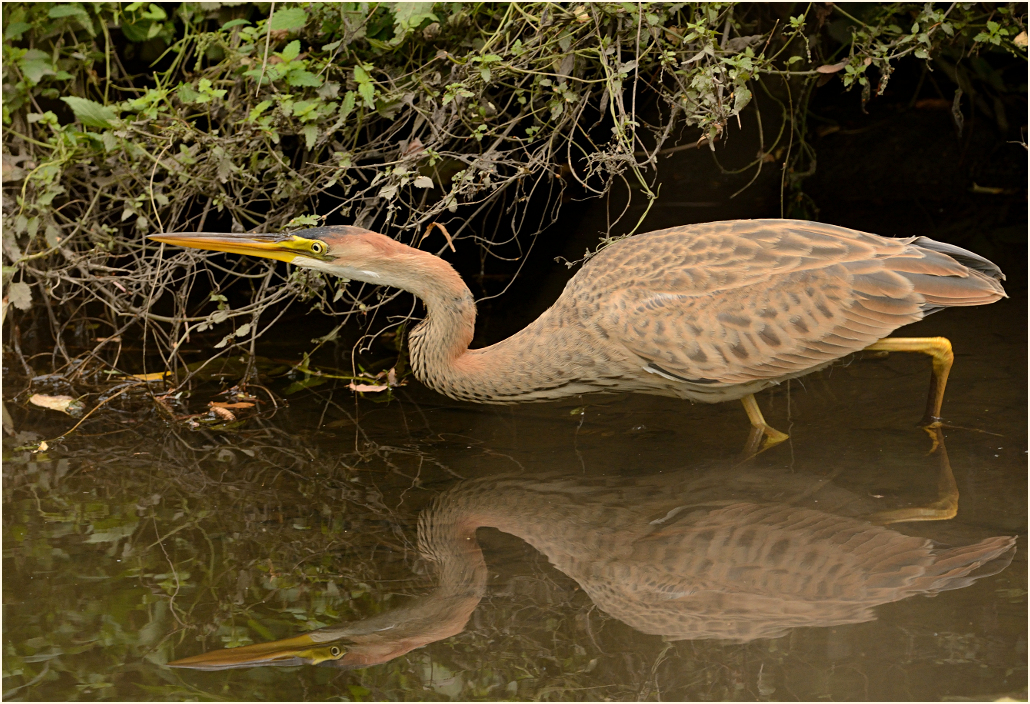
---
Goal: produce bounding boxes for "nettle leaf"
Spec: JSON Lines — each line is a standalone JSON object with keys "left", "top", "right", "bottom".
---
{"left": 358, "top": 81, "right": 375, "bottom": 108}
{"left": 732, "top": 86, "right": 752, "bottom": 114}
{"left": 177, "top": 83, "right": 201, "bottom": 104}
{"left": 302, "top": 124, "right": 318, "bottom": 149}
{"left": 48, "top": 4, "right": 88, "bottom": 19}
{"left": 392, "top": 3, "right": 438, "bottom": 33}
{"left": 269, "top": 7, "right": 308, "bottom": 31}
{"left": 7, "top": 282, "right": 33, "bottom": 310}
{"left": 340, "top": 91, "right": 356, "bottom": 118}
{"left": 286, "top": 70, "right": 322, "bottom": 87}
{"left": 4, "top": 21, "right": 31, "bottom": 40}
{"left": 60, "top": 96, "right": 119, "bottom": 129}
{"left": 413, "top": 175, "right": 434, "bottom": 189}
{"left": 280, "top": 39, "right": 301, "bottom": 63}
{"left": 48, "top": 3, "right": 95, "bottom": 35}
{"left": 20, "top": 59, "right": 55, "bottom": 84}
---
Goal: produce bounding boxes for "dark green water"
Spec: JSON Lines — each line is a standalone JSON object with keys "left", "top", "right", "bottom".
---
{"left": 3, "top": 298, "right": 1026, "bottom": 701}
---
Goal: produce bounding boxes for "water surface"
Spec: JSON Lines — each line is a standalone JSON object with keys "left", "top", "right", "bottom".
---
{"left": 3, "top": 298, "right": 1025, "bottom": 701}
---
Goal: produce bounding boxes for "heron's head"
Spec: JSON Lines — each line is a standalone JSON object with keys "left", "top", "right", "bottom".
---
{"left": 167, "top": 632, "right": 350, "bottom": 671}
{"left": 149, "top": 226, "right": 416, "bottom": 287}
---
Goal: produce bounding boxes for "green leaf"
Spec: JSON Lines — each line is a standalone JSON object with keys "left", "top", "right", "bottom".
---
{"left": 269, "top": 7, "right": 308, "bottom": 31}
{"left": 248, "top": 100, "right": 272, "bottom": 121}
{"left": 48, "top": 3, "right": 94, "bottom": 35}
{"left": 177, "top": 83, "right": 201, "bottom": 104}
{"left": 145, "top": 3, "right": 167, "bottom": 21}
{"left": 221, "top": 18, "right": 251, "bottom": 30}
{"left": 358, "top": 81, "right": 375, "bottom": 108}
{"left": 286, "top": 70, "right": 322, "bottom": 87}
{"left": 302, "top": 124, "right": 318, "bottom": 149}
{"left": 340, "top": 91, "right": 356, "bottom": 118}
{"left": 60, "top": 96, "right": 119, "bottom": 129}
{"left": 732, "top": 86, "right": 752, "bottom": 114}
{"left": 284, "top": 376, "right": 328, "bottom": 395}
{"left": 280, "top": 40, "right": 301, "bottom": 63}
{"left": 48, "top": 4, "right": 87, "bottom": 18}
{"left": 392, "top": 3, "right": 438, "bottom": 33}
{"left": 4, "top": 22, "right": 31, "bottom": 40}
{"left": 20, "top": 59, "right": 55, "bottom": 84}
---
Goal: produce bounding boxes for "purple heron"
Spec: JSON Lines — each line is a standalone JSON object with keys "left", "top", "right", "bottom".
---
{"left": 168, "top": 454, "right": 1016, "bottom": 670}
{"left": 150, "top": 220, "right": 1006, "bottom": 446}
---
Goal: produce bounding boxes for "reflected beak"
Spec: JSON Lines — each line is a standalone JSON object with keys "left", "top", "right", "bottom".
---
{"left": 148, "top": 232, "right": 308, "bottom": 264}
{"left": 168, "top": 633, "right": 337, "bottom": 671}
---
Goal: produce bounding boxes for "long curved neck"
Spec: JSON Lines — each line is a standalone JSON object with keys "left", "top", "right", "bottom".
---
{"left": 400, "top": 252, "right": 481, "bottom": 398}
{"left": 396, "top": 248, "right": 595, "bottom": 403}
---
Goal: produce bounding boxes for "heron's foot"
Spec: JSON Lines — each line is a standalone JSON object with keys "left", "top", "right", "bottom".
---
{"left": 760, "top": 424, "right": 789, "bottom": 449}
{"left": 869, "top": 425, "right": 959, "bottom": 525}
{"left": 919, "top": 421, "right": 943, "bottom": 453}
{"left": 868, "top": 501, "right": 958, "bottom": 525}
{"left": 741, "top": 424, "right": 790, "bottom": 458}
{"left": 918, "top": 418, "right": 1003, "bottom": 453}
{"left": 740, "top": 394, "right": 789, "bottom": 455}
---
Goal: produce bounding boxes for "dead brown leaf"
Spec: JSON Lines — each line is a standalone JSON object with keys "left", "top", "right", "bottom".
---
{"left": 210, "top": 406, "right": 236, "bottom": 422}
{"left": 816, "top": 61, "right": 847, "bottom": 74}
{"left": 347, "top": 382, "right": 389, "bottom": 393}
{"left": 29, "top": 394, "right": 85, "bottom": 417}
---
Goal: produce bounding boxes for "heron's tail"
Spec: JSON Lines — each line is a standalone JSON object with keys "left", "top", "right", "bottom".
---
{"left": 920, "top": 535, "right": 1017, "bottom": 594}
{"left": 877, "top": 237, "right": 1008, "bottom": 313}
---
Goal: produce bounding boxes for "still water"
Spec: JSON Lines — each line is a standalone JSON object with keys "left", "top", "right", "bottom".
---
{"left": 3, "top": 299, "right": 1026, "bottom": 701}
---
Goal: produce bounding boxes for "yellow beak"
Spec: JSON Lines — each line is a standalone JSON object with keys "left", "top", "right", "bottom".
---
{"left": 148, "top": 232, "right": 319, "bottom": 264}
{"left": 168, "top": 633, "right": 345, "bottom": 670}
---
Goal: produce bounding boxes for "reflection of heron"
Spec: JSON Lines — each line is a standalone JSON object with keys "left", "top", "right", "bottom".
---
{"left": 169, "top": 438, "right": 1015, "bottom": 670}
{"left": 150, "top": 221, "right": 1005, "bottom": 446}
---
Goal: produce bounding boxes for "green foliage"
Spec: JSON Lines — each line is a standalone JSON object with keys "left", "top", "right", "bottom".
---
{"left": 0, "top": 2, "right": 1025, "bottom": 387}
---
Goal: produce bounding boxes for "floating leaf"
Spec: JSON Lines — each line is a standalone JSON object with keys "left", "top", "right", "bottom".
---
{"left": 347, "top": 382, "right": 389, "bottom": 393}
{"left": 29, "top": 393, "right": 85, "bottom": 417}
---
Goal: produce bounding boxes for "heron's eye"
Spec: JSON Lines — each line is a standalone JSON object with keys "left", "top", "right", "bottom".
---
{"left": 310, "top": 241, "right": 327, "bottom": 255}
{"left": 329, "top": 646, "right": 342, "bottom": 657}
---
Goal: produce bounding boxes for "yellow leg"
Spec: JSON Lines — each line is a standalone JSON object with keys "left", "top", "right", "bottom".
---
{"left": 863, "top": 336, "right": 953, "bottom": 427}
{"left": 740, "top": 394, "right": 789, "bottom": 450}
{"left": 868, "top": 426, "right": 958, "bottom": 525}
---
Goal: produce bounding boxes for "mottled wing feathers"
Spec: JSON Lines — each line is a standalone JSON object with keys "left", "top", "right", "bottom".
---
{"left": 626, "top": 503, "right": 935, "bottom": 600}
{"left": 575, "top": 220, "right": 1005, "bottom": 386}
{"left": 583, "top": 502, "right": 1014, "bottom": 641}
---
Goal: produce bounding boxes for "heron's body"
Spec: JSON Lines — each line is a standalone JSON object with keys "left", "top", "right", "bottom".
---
{"left": 168, "top": 468, "right": 1016, "bottom": 669}
{"left": 150, "top": 219, "right": 1006, "bottom": 442}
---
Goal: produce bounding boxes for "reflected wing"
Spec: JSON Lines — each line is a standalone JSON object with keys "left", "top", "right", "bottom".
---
{"left": 591, "top": 503, "right": 1014, "bottom": 642}
{"left": 576, "top": 220, "right": 1004, "bottom": 385}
